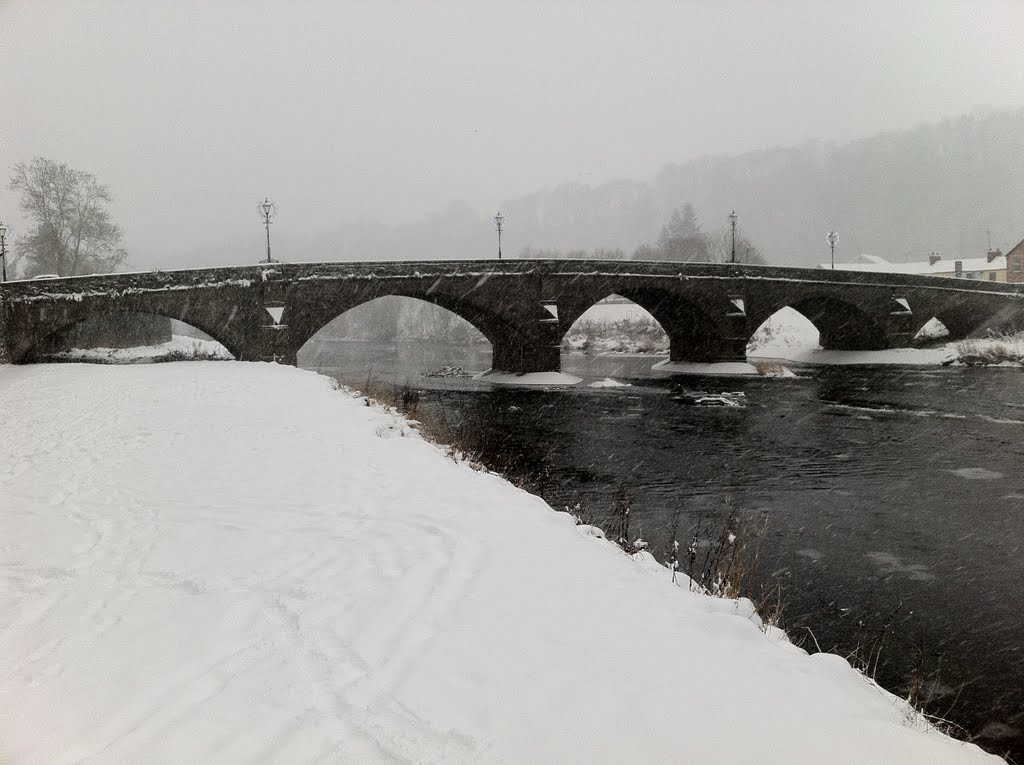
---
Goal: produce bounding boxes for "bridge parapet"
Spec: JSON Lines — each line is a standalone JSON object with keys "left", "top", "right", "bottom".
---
{"left": 6, "top": 259, "right": 1024, "bottom": 296}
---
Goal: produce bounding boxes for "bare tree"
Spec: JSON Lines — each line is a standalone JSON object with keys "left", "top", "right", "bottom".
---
{"left": 8, "top": 158, "right": 128, "bottom": 277}
{"left": 632, "top": 242, "right": 661, "bottom": 261}
{"left": 708, "top": 228, "right": 768, "bottom": 265}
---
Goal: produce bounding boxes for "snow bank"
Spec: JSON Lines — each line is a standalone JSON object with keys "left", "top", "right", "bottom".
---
{"left": 790, "top": 346, "right": 958, "bottom": 365}
{"left": 45, "top": 334, "right": 232, "bottom": 363}
{"left": 652, "top": 359, "right": 763, "bottom": 376}
{"left": 0, "top": 363, "right": 1000, "bottom": 764}
{"left": 955, "top": 333, "right": 1024, "bottom": 366}
{"left": 473, "top": 370, "right": 582, "bottom": 386}
{"left": 589, "top": 377, "right": 631, "bottom": 388}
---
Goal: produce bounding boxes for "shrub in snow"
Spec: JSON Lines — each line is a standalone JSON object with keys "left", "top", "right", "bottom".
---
{"left": 955, "top": 331, "right": 1024, "bottom": 366}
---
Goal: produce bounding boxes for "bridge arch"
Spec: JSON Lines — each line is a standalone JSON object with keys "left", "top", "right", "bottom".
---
{"left": 560, "top": 294, "right": 668, "bottom": 355}
{"left": 23, "top": 310, "right": 237, "bottom": 362}
{"left": 288, "top": 289, "right": 512, "bottom": 352}
{"left": 617, "top": 287, "right": 730, "bottom": 362}
{"left": 286, "top": 279, "right": 568, "bottom": 373}
{"left": 783, "top": 295, "right": 887, "bottom": 351}
{"left": 927, "top": 309, "right": 979, "bottom": 340}
{"left": 297, "top": 294, "right": 489, "bottom": 345}
{"left": 746, "top": 307, "right": 820, "bottom": 359}
{"left": 913, "top": 317, "right": 949, "bottom": 343}
{"left": 557, "top": 287, "right": 733, "bottom": 362}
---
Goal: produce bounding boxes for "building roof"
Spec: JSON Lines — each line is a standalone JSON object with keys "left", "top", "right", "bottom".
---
{"left": 818, "top": 253, "right": 1006, "bottom": 275}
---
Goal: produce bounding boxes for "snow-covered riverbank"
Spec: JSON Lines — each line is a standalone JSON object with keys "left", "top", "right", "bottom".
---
{"left": 44, "top": 334, "right": 232, "bottom": 364}
{"left": 0, "top": 363, "right": 1002, "bottom": 763}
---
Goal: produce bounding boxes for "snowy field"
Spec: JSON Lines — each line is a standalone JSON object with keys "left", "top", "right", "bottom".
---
{"left": 0, "top": 363, "right": 1002, "bottom": 764}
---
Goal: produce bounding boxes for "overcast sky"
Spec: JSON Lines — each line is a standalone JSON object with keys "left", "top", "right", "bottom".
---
{"left": 2, "top": 0, "right": 1022, "bottom": 266}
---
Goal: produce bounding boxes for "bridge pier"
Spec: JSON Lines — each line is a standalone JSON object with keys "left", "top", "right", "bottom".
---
{"left": 666, "top": 333, "right": 748, "bottom": 363}
{"left": 881, "top": 307, "right": 918, "bottom": 349}
{"left": 248, "top": 266, "right": 301, "bottom": 365}
{"left": 490, "top": 321, "right": 562, "bottom": 374}
{"left": 247, "top": 324, "right": 299, "bottom": 365}
{"left": 665, "top": 312, "right": 749, "bottom": 364}
{"left": 814, "top": 302, "right": 918, "bottom": 351}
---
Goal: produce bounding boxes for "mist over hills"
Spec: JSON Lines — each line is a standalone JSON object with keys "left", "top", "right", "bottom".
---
{"left": 502, "top": 106, "right": 1024, "bottom": 266}
{"left": 155, "top": 107, "right": 1024, "bottom": 269}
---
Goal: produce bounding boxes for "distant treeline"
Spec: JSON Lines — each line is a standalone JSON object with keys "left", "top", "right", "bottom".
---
{"left": 517, "top": 202, "right": 765, "bottom": 264}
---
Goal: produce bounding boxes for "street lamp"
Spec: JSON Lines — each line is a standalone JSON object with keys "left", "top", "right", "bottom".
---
{"left": 494, "top": 210, "right": 504, "bottom": 260}
{"left": 728, "top": 210, "right": 738, "bottom": 264}
{"left": 827, "top": 230, "right": 838, "bottom": 270}
{"left": 258, "top": 197, "right": 278, "bottom": 263}
{"left": 0, "top": 221, "right": 7, "bottom": 282}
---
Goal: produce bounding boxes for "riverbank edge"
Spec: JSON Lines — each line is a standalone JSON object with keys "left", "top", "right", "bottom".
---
{"left": 338, "top": 370, "right": 990, "bottom": 754}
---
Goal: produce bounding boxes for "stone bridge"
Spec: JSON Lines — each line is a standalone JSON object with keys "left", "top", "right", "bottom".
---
{"left": 2, "top": 260, "right": 1023, "bottom": 371}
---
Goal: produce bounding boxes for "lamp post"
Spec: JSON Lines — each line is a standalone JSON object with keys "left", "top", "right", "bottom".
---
{"left": 494, "top": 210, "right": 504, "bottom": 260}
{"left": 258, "top": 198, "right": 277, "bottom": 263}
{"left": 0, "top": 221, "right": 7, "bottom": 282}
{"left": 827, "top": 230, "right": 838, "bottom": 270}
{"left": 728, "top": 210, "right": 738, "bottom": 264}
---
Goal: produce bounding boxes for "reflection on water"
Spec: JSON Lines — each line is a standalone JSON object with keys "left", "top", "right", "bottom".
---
{"left": 301, "top": 338, "right": 1024, "bottom": 757}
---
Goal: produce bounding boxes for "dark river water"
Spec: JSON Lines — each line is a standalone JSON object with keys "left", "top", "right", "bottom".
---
{"left": 301, "top": 339, "right": 1024, "bottom": 760}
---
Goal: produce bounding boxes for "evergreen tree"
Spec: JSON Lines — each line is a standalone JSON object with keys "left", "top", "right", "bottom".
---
{"left": 654, "top": 203, "right": 711, "bottom": 261}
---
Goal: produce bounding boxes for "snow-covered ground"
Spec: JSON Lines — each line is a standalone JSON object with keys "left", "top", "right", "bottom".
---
{"left": 45, "top": 334, "right": 232, "bottom": 364}
{"left": 473, "top": 370, "right": 583, "bottom": 386}
{"left": 1, "top": 362, "right": 1001, "bottom": 763}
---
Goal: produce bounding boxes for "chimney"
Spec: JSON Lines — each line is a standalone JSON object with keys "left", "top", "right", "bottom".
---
{"left": 987, "top": 248, "right": 1003, "bottom": 263}
{"left": 928, "top": 253, "right": 941, "bottom": 266}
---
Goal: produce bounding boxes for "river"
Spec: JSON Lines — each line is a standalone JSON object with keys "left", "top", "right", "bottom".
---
{"left": 301, "top": 338, "right": 1024, "bottom": 759}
